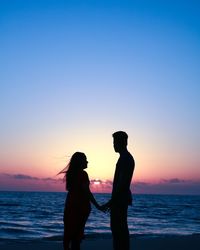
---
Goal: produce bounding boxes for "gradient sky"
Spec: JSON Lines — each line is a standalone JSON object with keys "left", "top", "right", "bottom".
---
{"left": 1, "top": 0, "right": 200, "bottom": 194}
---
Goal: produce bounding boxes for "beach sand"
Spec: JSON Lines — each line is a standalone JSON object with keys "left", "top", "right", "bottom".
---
{"left": 1, "top": 235, "right": 200, "bottom": 250}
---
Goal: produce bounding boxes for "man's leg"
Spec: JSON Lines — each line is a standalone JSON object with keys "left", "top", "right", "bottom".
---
{"left": 71, "top": 240, "right": 80, "bottom": 250}
{"left": 63, "top": 227, "right": 70, "bottom": 250}
{"left": 111, "top": 205, "right": 129, "bottom": 250}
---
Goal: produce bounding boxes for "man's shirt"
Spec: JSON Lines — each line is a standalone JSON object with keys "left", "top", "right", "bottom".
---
{"left": 111, "top": 151, "right": 135, "bottom": 206}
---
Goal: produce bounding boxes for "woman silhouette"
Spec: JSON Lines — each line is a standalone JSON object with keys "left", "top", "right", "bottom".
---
{"left": 58, "top": 152, "right": 102, "bottom": 250}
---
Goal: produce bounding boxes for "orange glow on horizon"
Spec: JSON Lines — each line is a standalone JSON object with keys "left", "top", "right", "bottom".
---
{"left": 1, "top": 129, "right": 199, "bottom": 192}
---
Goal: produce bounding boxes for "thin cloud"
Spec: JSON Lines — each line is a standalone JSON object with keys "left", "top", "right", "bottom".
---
{"left": 0, "top": 173, "right": 64, "bottom": 192}
{"left": 90, "top": 179, "right": 113, "bottom": 186}
{"left": 13, "top": 174, "right": 40, "bottom": 181}
{"left": 42, "top": 177, "right": 59, "bottom": 182}
{"left": 91, "top": 179, "right": 103, "bottom": 184}
{"left": 134, "top": 181, "right": 150, "bottom": 187}
{"left": 133, "top": 178, "right": 200, "bottom": 195}
{"left": 0, "top": 173, "right": 61, "bottom": 183}
{"left": 90, "top": 179, "right": 113, "bottom": 193}
{"left": 162, "top": 178, "right": 186, "bottom": 184}
{"left": 0, "top": 173, "right": 199, "bottom": 194}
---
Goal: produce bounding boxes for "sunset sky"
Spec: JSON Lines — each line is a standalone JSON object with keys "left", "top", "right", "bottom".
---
{"left": 1, "top": 0, "right": 200, "bottom": 194}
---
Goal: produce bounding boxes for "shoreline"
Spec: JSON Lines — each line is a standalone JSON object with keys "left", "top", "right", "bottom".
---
{"left": 1, "top": 233, "right": 200, "bottom": 241}
{"left": 1, "top": 234, "right": 200, "bottom": 250}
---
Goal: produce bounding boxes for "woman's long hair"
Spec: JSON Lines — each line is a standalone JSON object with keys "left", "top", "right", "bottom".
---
{"left": 58, "top": 152, "right": 86, "bottom": 190}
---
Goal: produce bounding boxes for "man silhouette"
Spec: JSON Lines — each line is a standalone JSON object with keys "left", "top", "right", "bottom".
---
{"left": 102, "top": 131, "right": 135, "bottom": 250}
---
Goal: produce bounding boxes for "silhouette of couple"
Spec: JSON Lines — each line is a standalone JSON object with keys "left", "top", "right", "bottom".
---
{"left": 58, "top": 131, "right": 135, "bottom": 250}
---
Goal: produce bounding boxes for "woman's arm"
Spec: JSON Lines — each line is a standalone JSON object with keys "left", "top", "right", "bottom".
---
{"left": 88, "top": 190, "right": 101, "bottom": 209}
{"left": 82, "top": 171, "right": 103, "bottom": 210}
{"left": 83, "top": 184, "right": 102, "bottom": 210}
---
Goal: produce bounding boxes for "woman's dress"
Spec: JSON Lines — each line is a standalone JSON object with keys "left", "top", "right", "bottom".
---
{"left": 63, "top": 170, "right": 91, "bottom": 241}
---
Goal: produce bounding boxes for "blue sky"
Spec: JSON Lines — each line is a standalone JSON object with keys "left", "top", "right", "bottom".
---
{"left": 0, "top": 0, "right": 200, "bottom": 193}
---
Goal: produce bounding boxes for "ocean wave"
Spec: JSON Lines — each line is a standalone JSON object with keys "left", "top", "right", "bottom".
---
{"left": 0, "top": 221, "right": 31, "bottom": 227}
{"left": 0, "top": 192, "right": 200, "bottom": 240}
{"left": 0, "top": 203, "right": 20, "bottom": 207}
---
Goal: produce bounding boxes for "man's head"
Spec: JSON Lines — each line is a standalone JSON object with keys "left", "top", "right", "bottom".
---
{"left": 112, "top": 131, "right": 128, "bottom": 152}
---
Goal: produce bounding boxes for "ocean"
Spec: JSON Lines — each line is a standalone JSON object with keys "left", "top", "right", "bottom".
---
{"left": 0, "top": 192, "right": 200, "bottom": 240}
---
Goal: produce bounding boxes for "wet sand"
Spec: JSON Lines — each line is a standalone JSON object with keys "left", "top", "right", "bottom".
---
{"left": 0, "top": 234, "right": 200, "bottom": 250}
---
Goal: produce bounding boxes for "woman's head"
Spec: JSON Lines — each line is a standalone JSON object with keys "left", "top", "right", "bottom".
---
{"left": 65, "top": 152, "right": 88, "bottom": 191}
{"left": 68, "top": 152, "right": 88, "bottom": 172}
{"left": 57, "top": 152, "right": 88, "bottom": 191}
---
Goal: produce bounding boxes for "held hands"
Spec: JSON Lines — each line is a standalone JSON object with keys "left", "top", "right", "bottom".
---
{"left": 101, "top": 202, "right": 111, "bottom": 212}
{"left": 96, "top": 204, "right": 106, "bottom": 213}
{"left": 96, "top": 202, "right": 111, "bottom": 213}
